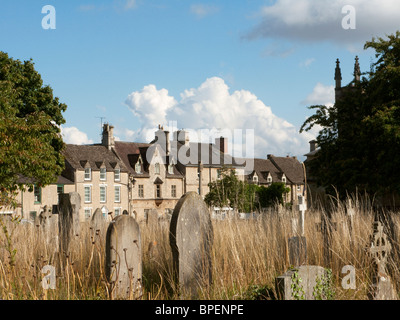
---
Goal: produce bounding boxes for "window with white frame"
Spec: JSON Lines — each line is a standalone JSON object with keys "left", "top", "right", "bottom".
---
{"left": 282, "top": 176, "right": 286, "bottom": 183}
{"left": 267, "top": 176, "right": 272, "bottom": 183}
{"left": 155, "top": 163, "right": 160, "bottom": 175}
{"left": 135, "top": 160, "right": 141, "bottom": 173}
{"left": 114, "top": 208, "right": 121, "bottom": 216}
{"left": 100, "top": 167, "right": 107, "bottom": 181}
{"left": 138, "top": 185, "right": 144, "bottom": 198}
{"left": 168, "top": 164, "right": 174, "bottom": 174}
{"left": 84, "top": 168, "right": 91, "bottom": 180}
{"left": 84, "top": 208, "right": 92, "bottom": 220}
{"left": 114, "top": 168, "right": 120, "bottom": 181}
{"left": 84, "top": 185, "right": 92, "bottom": 203}
{"left": 114, "top": 185, "right": 121, "bottom": 203}
{"left": 100, "top": 185, "right": 107, "bottom": 203}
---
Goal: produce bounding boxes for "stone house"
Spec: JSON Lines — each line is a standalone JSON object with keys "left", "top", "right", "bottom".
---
{"left": 247, "top": 155, "right": 306, "bottom": 205}
{"left": 6, "top": 175, "right": 75, "bottom": 221}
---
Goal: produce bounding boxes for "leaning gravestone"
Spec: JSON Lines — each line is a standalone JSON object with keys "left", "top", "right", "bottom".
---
{"left": 91, "top": 208, "right": 106, "bottom": 233}
{"left": 169, "top": 192, "right": 213, "bottom": 299}
{"left": 276, "top": 265, "right": 329, "bottom": 300}
{"left": 105, "top": 215, "right": 142, "bottom": 300}
{"left": 58, "top": 192, "right": 81, "bottom": 255}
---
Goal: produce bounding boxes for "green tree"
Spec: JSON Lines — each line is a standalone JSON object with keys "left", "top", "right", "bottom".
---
{"left": 257, "top": 182, "right": 290, "bottom": 207}
{"left": 0, "top": 52, "right": 67, "bottom": 208}
{"left": 205, "top": 168, "right": 290, "bottom": 212}
{"left": 300, "top": 31, "right": 400, "bottom": 199}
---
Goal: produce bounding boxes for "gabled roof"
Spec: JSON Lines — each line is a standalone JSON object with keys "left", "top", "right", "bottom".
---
{"left": 250, "top": 158, "right": 282, "bottom": 184}
{"left": 113, "top": 141, "right": 150, "bottom": 177}
{"left": 268, "top": 155, "right": 305, "bottom": 185}
{"left": 63, "top": 144, "right": 128, "bottom": 172}
{"left": 114, "top": 141, "right": 184, "bottom": 178}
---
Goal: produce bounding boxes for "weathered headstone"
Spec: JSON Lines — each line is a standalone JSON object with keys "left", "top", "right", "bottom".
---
{"left": 169, "top": 192, "right": 213, "bottom": 299}
{"left": 276, "top": 265, "right": 329, "bottom": 300}
{"left": 288, "top": 236, "right": 307, "bottom": 266}
{"left": 368, "top": 221, "right": 397, "bottom": 300}
{"left": 58, "top": 192, "right": 81, "bottom": 255}
{"left": 105, "top": 215, "right": 142, "bottom": 300}
{"left": 288, "top": 195, "right": 307, "bottom": 266}
{"left": 147, "top": 208, "right": 159, "bottom": 225}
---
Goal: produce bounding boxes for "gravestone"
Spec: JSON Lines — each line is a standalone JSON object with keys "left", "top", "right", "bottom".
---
{"left": 368, "top": 221, "right": 397, "bottom": 300}
{"left": 39, "top": 205, "right": 53, "bottom": 229}
{"left": 276, "top": 265, "right": 329, "bottom": 300}
{"left": 288, "top": 195, "right": 307, "bottom": 266}
{"left": 58, "top": 192, "right": 81, "bottom": 255}
{"left": 147, "top": 209, "right": 159, "bottom": 226}
{"left": 105, "top": 215, "right": 142, "bottom": 300}
{"left": 91, "top": 208, "right": 106, "bottom": 232}
{"left": 169, "top": 192, "right": 213, "bottom": 299}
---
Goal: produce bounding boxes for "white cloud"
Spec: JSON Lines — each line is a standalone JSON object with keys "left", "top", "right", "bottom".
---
{"left": 125, "top": 77, "right": 314, "bottom": 159}
{"left": 247, "top": 0, "right": 400, "bottom": 49}
{"left": 190, "top": 4, "right": 219, "bottom": 18}
{"left": 302, "top": 83, "right": 335, "bottom": 107}
{"left": 124, "top": 0, "right": 136, "bottom": 10}
{"left": 61, "top": 126, "right": 93, "bottom": 145}
{"left": 125, "top": 84, "right": 177, "bottom": 141}
{"left": 300, "top": 58, "right": 316, "bottom": 68}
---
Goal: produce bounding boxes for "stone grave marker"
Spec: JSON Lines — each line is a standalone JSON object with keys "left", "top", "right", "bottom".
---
{"left": 276, "top": 265, "right": 329, "bottom": 300}
{"left": 169, "top": 192, "right": 213, "bottom": 299}
{"left": 105, "top": 215, "right": 142, "bottom": 300}
{"left": 288, "top": 195, "right": 307, "bottom": 266}
{"left": 58, "top": 192, "right": 81, "bottom": 255}
{"left": 147, "top": 208, "right": 159, "bottom": 225}
{"left": 368, "top": 221, "right": 397, "bottom": 300}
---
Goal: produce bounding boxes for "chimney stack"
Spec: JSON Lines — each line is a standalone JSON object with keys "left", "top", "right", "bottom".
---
{"left": 155, "top": 125, "right": 170, "bottom": 156}
{"left": 173, "top": 129, "right": 189, "bottom": 146}
{"left": 309, "top": 140, "right": 317, "bottom": 152}
{"left": 102, "top": 123, "right": 115, "bottom": 150}
{"left": 215, "top": 137, "right": 228, "bottom": 154}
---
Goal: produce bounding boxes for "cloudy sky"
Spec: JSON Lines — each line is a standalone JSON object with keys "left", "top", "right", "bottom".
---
{"left": 1, "top": 1, "right": 400, "bottom": 160}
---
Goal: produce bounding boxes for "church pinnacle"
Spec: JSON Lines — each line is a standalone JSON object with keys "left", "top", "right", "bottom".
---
{"left": 335, "top": 58, "right": 342, "bottom": 89}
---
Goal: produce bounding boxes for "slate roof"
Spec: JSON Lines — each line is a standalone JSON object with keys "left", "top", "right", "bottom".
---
{"left": 63, "top": 144, "right": 128, "bottom": 172}
{"left": 171, "top": 142, "right": 246, "bottom": 168}
{"left": 250, "top": 158, "right": 282, "bottom": 184}
{"left": 268, "top": 155, "right": 305, "bottom": 185}
{"left": 113, "top": 141, "right": 184, "bottom": 179}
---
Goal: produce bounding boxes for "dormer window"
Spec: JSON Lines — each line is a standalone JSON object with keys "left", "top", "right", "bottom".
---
{"left": 267, "top": 176, "right": 272, "bottom": 183}
{"left": 155, "top": 163, "right": 160, "bottom": 175}
{"left": 253, "top": 175, "right": 258, "bottom": 182}
{"left": 282, "top": 175, "right": 286, "bottom": 184}
{"left": 135, "top": 159, "right": 142, "bottom": 174}
{"left": 100, "top": 167, "right": 107, "bottom": 181}
{"left": 84, "top": 167, "right": 91, "bottom": 181}
{"left": 114, "top": 168, "right": 120, "bottom": 181}
{"left": 168, "top": 164, "right": 174, "bottom": 174}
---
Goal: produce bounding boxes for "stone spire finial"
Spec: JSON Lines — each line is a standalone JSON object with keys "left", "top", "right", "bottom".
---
{"left": 354, "top": 56, "right": 361, "bottom": 82}
{"left": 335, "top": 58, "right": 342, "bottom": 89}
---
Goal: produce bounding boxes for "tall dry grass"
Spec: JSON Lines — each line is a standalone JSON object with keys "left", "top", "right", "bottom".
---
{"left": 0, "top": 195, "right": 399, "bottom": 300}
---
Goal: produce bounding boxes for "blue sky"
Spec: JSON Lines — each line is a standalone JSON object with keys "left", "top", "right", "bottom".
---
{"left": 1, "top": 0, "right": 400, "bottom": 160}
